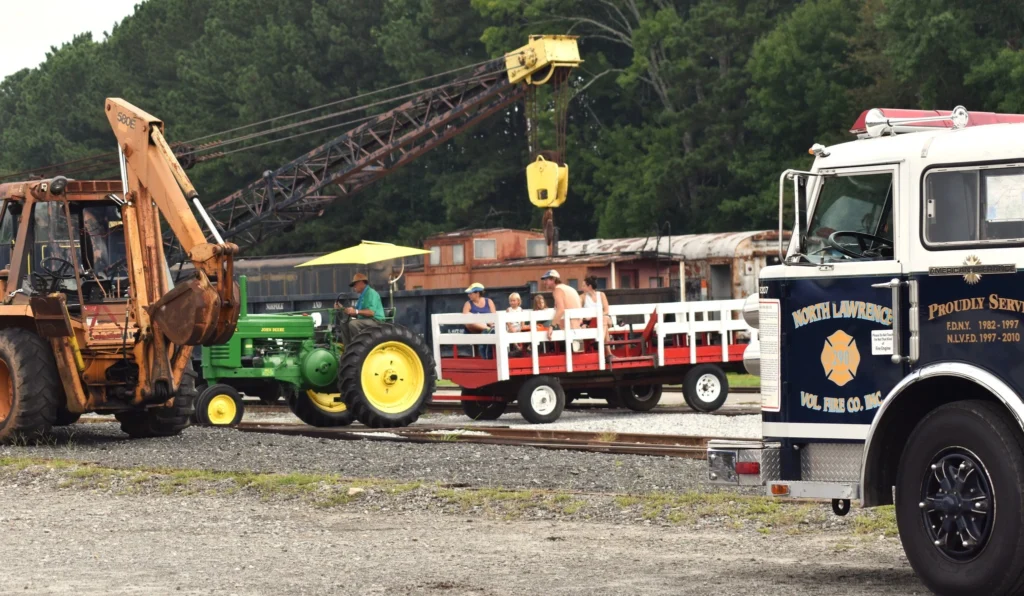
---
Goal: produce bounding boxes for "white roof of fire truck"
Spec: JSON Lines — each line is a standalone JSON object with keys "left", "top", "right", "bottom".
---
{"left": 812, "top": 108, "right": 1024, "bottom": 170}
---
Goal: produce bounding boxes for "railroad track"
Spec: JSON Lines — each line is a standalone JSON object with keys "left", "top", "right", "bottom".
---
{"left": 235, "top": 422, "right": 723, "bottom": 459}
{"left": 241, "top": 402, "right": 761, "bottom": 417}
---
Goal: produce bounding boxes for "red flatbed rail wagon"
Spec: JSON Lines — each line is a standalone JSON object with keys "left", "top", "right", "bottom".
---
{"left": 431, "top": 300, "right": 756, "bottom": 422}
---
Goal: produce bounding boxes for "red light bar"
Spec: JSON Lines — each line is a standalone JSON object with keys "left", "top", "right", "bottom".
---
{"left": 850, "top": 108, "right": 1024, "bottom": 136}
{"left": 735, "top": 461, "right": 760, "bottom": 475}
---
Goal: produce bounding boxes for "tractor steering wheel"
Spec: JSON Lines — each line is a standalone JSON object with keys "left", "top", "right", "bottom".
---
{"left": 826, "top": 231, "right": 893, "bottom": 259}
{"left": 32, "top": 257, "right": 75, "bottom": 293}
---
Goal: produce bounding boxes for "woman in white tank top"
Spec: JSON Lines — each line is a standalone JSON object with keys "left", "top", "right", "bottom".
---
{"left": 582, "top": 276, "right": 612, "bottom": 356}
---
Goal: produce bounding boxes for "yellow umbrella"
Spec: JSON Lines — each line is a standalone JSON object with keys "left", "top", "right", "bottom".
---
{"left": 296, "top": 241, "right": 431, "bottom": 310}
{"left": 296, "top": 240, "right": 430, "bottom": 267}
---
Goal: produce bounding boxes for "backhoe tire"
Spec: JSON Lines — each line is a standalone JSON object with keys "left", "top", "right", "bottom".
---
{"left": 116, "top": 367, "right": 197, "bottom": 438}
{"left": 53, "top": 408, "right": 82, "bottom": 426}
{"left": 287, "top": 388, "right": 355, "bottom": 427}
{"left": 0, "top": 328, "right": 62, "bottom": 442}
{"left": 339, "top": 324, "right": 435, "bottom": 428}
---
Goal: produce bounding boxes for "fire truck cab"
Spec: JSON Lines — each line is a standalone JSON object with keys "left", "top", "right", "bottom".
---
{"left": 710, "top": 106, "right": 1024, "bottom": 595}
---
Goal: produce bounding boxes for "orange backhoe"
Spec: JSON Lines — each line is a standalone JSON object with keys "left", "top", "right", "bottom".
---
{"left": 0, "top": 99, "right": 238, "bottom": 439}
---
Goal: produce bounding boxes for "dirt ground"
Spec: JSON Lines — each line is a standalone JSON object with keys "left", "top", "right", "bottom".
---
{"left": 0, "top": 465, "right": 926, "bottom": 596}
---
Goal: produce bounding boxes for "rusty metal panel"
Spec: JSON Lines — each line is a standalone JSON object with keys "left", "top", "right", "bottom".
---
{"left": 29, "top": 295, "right": 73, "bottom": 338}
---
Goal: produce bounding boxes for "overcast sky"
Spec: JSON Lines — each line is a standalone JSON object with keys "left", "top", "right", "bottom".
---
{"left": 1, "top": 0, "right": 141, "bottom": 80}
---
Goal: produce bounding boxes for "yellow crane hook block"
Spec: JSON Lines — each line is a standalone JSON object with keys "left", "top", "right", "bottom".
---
{"left": 526, "top": 156, "right": 568, "bottom": 208}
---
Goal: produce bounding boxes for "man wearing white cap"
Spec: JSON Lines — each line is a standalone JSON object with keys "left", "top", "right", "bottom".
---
{"left": 540, "top": 269, "right": 581, "bottom": 340}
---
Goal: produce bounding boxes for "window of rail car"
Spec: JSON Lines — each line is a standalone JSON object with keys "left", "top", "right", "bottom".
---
{"left": 805, "top": 170, "right": 895, "bottom": 262}
{"left": 923, "top": 164, "right": 1024, "bottom": 248}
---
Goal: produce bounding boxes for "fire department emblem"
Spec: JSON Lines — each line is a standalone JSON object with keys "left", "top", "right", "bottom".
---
{"left": 820, "top": 329, "right": 860, "bottom": 387}
{"left": 963, "top": 255, "right": 982, "bottom": 284}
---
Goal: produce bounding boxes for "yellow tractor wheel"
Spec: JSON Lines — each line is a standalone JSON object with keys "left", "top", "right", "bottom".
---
{"left": 285, "top": 387, "right": 354, "bottom": 427}
{"left": 338, "top": 324, "right": 435, "bottom": 428}
{"left": 195, "top": 384, "right": 244, "bottom": 426}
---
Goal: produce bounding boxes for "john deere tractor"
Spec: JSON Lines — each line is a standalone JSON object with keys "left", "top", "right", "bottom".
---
{"left": 195, "top": 276, "right": 434, "bottom": 428}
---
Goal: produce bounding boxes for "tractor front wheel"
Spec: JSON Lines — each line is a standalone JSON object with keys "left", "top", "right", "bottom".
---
{"left": 339, "top": 324, "right": 435, "bottom": 428}
{"left": 194, "top": 383, "right": 244, "bottom": 427}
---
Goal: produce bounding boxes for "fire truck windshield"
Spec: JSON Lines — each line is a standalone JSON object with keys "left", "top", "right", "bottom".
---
{"left": 805, "top": 172, "right": 894, "bottom": 262}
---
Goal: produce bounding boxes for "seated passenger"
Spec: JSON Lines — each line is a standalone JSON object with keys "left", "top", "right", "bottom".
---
{"left": 463, "top": 282, "right": 495, "bottom": 358}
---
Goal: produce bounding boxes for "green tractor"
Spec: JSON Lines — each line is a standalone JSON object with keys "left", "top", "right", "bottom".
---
{"left": 194, "top": 276, "right": 435, "bottom": 428}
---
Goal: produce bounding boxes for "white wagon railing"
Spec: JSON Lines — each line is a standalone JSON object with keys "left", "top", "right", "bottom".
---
{"left": 431, "top": 299, "right": 754, "bottom": 382}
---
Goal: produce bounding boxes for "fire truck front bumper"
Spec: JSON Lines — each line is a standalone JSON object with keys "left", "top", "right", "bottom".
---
{"left": 707, "top": 439, "right": 780, "bottom": 487}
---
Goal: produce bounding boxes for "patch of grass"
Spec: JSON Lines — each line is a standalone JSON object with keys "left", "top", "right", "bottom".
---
{"left": 437, "top": 379, "right": 457, "bottom": 388}
{"left": 614, "top": 495, "right": 642, "bottom": 508}
{"left": 853, "top": 505, "right": 898, "bottom": 538}
{"left": 388, "top": 481, "right": 423, "bottom": 494}
{"left": 596, "top": 431, "right": 618, "bottom": 443}
{"left": 726, "top": 373, "right": 760, "bottom": 388}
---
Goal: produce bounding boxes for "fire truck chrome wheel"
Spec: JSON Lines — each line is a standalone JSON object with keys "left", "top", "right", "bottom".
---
{"left": 919, "top": 447, "right": 993, "bottom": 561}
{"left": 517, "top": 376, "right": 565, "bottom": 424}
{"left": 359, "top": 341, "right": 425, "bottom": 415}
{"left": 307, "top": 390, "right": 347, "bottom": 413}
{"left": 896, "top": 400, "right": 1024, "bottom": 596}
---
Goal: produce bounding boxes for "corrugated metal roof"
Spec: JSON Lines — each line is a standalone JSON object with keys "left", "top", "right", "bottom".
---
{"left": 426, "top": 228, "right": 533, "bottom": 240}
{"left": 557, "top": 230, "right": 779, "bottom": 260}
{"left": 475, "top": 253, "right": 681, "bottom": 269}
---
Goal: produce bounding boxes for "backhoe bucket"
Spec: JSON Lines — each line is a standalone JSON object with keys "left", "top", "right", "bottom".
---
{"left": 526, "top": 156, "right": 568, "bottom": 208}
{"left": 149, "top": 272, "right": 239, "bottom": 346}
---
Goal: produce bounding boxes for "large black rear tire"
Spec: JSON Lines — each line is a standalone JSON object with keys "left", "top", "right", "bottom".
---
{"left": 287, "top": 388, "right": 355, "bottom": 427}
{"left": 895, "top": 400, "right": 1024, "bottom": 596}
{"left": 338, "top": 324, "right": 435, "bottom": 428}
{"left": 0, "top": 328, "right": 61, "bottom": 442}
{"left": 116, "top": 366, "right": 197, "bottom": 438}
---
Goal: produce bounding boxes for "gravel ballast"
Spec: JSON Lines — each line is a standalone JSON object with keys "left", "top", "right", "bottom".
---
{"left": 0, "top": 473, "right": 918, "bottom": 596}
{"left": 1, "top": 423, "right": 747, "bottom": 494}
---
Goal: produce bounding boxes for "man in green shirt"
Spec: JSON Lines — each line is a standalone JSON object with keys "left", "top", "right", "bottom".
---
{"left": 335, "top": 273, "right": 385, "bottom": 347}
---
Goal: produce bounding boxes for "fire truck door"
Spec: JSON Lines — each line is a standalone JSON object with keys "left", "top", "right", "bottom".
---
{"left": 764, "top": 164, "right": 907, "bottom": 442}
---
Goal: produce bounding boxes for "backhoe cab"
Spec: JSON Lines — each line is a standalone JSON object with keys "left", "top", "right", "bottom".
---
{"left": 0, "top": 98, "right": 239, "bottom": 440}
